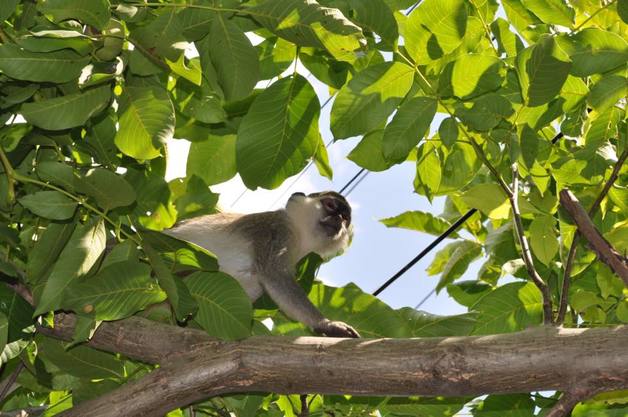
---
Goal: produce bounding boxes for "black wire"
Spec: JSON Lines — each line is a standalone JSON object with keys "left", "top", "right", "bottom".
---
{"left": 372, "top": 208, "right": 477, "bottom": 296}
{"left": 343, "top": 170, "right": 369, "bottom": 197}
{"left": 338, "top": 168, "right": 366, "bottom": 195}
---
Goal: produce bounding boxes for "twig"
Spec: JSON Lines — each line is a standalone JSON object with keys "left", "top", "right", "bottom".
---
{"left": 559, "top": 189, "right": 628, "bottom": 286}
{"left": 4, "top": 282, "right": 33, "bottom": 306}
{"left": 544, "top": 384, "right": 606, "bottom": 417}
{"left": 0, "top": 361, "right": 24, "bottom": 404}
{"left": 557, "top": 149, "right": 628, "bottom": 323}
{"left": 298, "top": 394, "right": 310, "bottom": 417}
{"left": 511, "top": 164, "right": 553, "bottom": 323}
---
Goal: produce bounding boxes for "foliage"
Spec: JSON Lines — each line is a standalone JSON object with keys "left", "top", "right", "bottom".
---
{"left": 0, "top": 0, "right": 626, "bottom": 416}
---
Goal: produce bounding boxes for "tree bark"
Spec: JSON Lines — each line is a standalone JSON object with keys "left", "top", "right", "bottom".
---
{"left": 45, "top": 316, "right": 628, "bottom": 417}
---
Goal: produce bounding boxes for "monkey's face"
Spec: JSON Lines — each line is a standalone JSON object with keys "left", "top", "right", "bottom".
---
{"left": 286, "top": 191, "right": 352, "bottom": 258}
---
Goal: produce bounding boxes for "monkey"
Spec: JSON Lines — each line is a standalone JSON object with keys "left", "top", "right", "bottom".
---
{"left": 163, "top": 191, "right": 360, "bottom": 338}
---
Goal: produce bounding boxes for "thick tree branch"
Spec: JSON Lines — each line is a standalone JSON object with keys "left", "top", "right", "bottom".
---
{"left": 511, "top": 164, "right": 553, "bottom": 323}
{"left": 559, "top": 189, "right": 628, "bottom": 286}
{"left": 45, "top": 315, "right": 628, "bottom": 417}
{"left": 557, "top": 149, "right": 628, "bottom": 323}
{"left": 544, "top": 383, "right": 607, "bottom": 417}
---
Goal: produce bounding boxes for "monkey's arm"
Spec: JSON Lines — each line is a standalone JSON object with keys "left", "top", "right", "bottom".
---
{"left": 254, "top": 226, "right": 359, "bottom": 338}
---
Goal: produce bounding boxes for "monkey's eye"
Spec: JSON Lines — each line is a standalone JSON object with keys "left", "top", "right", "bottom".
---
{"left": 322, "top": 198, "right": 338, "bottom": 212}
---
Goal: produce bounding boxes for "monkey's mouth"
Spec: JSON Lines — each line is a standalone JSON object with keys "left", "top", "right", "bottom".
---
{"left": 319, "top": 215, "right": 344, "bottom": 236}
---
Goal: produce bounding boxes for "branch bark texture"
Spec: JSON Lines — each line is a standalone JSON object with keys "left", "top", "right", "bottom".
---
{"left": 45, "top": 315, "right": 628, "bottom": 417}
{"left": 559, "top": 189, "right": 628, "bottom": 285}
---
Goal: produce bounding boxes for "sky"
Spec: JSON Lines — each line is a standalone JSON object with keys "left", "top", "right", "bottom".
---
{"left": 165, "top": 57, "right": 468, "bottom": 317}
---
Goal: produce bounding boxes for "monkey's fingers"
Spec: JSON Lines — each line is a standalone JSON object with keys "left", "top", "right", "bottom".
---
{"left": 317, "top": 320, "right": 361, "bottom": 338}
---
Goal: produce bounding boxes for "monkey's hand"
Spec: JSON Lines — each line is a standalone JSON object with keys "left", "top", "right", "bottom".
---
{"left": 314, "top": 319, "right": 360, "bottom": 338}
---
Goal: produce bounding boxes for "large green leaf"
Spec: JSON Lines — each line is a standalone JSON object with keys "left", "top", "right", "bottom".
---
{"left": 0, "top": 285, "right": 34, "bottom": 343}
{"left": 382, "top": 96, "right": 437, "bottom": 164}
{"left": 398, "top": 309, "right": 476, "bottom": 337}
{"left": 21, "top": 85, "right": 111, "bottom": 130}
{"left": 0, "top": 313, "right": 6, "bottom": 354}
{"left": 37, "top": 336, "right": 124, "bottom": 379}
{"left": 450, "top": 54, "right": 504, "bottom": 98}
{"left": 435, "top": 240, "right": 482, "bottom": 291}
{"left": 237, "top": 74, "right": 322, "bottom": 189}
{"left": 405, "top": 0, "right": 467, "bottom": 61}
{"left": 587, "top": 75, "right": 627, "bottom": 113}
{"left": 26, "top": 221, "right": 77, "bottom": 285}
{"left": 208, "top": 15, "right": 259, "bottom": 102}
{"left": 250, "top": 0, "right": 365, "bottom": 62}
{"left": 516, "top": 36, "right": 572, "bottom": 107}
{"left": 380, "top": 210, "right": 457, "bottom": 237}
{"left": 557, "top": 28, "right": 628, "bottom": 77}
{"left": 37, "top": 161, "right": 77, "bottom": 192}
{"left": 63, "top": 261, "right": 166, "bottom": 321}
{"left": 187, "top": 134, "right": 237, "bottom": 185}
{"left": 186, "top": 271, "right": 253, "bottom": 340}
{"left": 34, "top": 218, "right": 107, "bottom": 316}
{"left": 528, "top": 214, "right": 558, "bottom": 266}
{"left": 143, "top": 242, "right": 198, "bottom": 321}
{"left": 76, "top": 168, "right": 136, "bottom": 211}
{"left": 347, "top": 0, "right": 398, "bottom": 45}
{"left": 346, "top": 129, "right": 391, "bottom": 172}
{"left": 18, "top": 191, "right": 77, "bottom": 221}
{"left": 0, "top": 0, "right": 19, "bottom": 21}
{"left": 461, "top": 183, "right": 510, "bottom": 219}
{"left": 0, "top": 44, "right": 90, "bottom": 83}
{"left": 520, "top": 0, "right": 574, "bottom": 27}
{"left": 141, "top": 230, "right": 218, "bottom": 272}
{"left": 331, "top": 62, "right": 414, "bottom": 139}
{"left": 38, "top": 0, "right": 111, "bottom": 30}
{"left": 471, "top": 282, "right": 543, "bottom": 335}
{"left": 114, "top": 84, "right": 174, "bottom": 160}
{"left": 309, "top": 283, "right": 410, "bottom": 338}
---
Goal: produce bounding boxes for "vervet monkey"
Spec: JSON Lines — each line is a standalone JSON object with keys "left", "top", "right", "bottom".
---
{"left": 164, "top": 191, "right": 360, "bottom": 338}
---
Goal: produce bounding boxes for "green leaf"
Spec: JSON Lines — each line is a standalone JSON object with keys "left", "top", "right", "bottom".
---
{"left": 0, "top": 44, "right": 90, "bottom": 83}
{"left": 461, "top": 183, "right": 510, "bottom": 219}
{"left": 34, "top": 218, "right": 107, "bottom": 316}
{"left": 447, "top": 280, "right": 492, "bottom": 308}
{"left": 455, "top": 93, "right": 513, "bottom": 131}
{"left": 37, "top": 161, "right": 77, "bottom": 192}
{"left": 186, "top": 271, "right": 253, "bottom": 340}
{"left": 516, "top": 36, "right": 572, "bottom": 107}
{"left": 309, "top": 283, "right": 410, "bottom": 338}
{"left": 347, "top": 0, "right": 398, "bottom": 45}
{"left": 520, "top": 0, "right": 574, "bottom": 27}
{"left": 557, "top": 29, "right": 628, "bottom": 77}
{"left": 439, "top": 117, "right": 459, "bottom": 148}
{"left": 436, "top": 240, "right": 482, "bottom": 291}
{"left": 347, "top": 129, "right": 391, "bottom": 172}
{"left": 141, "top": 230, "right": 218, "bottom": 272}
{"left": 380, "top": 210, "right": 456, "bottom": 237}
{"left": 0, "top": 313, "right": 7, "bottom": 354}
{"left": 588, "top": 75, "right": 627, "bottom": 113}
{"left": 0, "top": 0, "right": 19, "bottom": 21}
{"left": 620, "top": 0, "right": 628, "bottom": 23}
{"left": 450, "top": 54, "right": 504, "bottom": 99}
{"left": 382, "top": 96, "right": 437, "bottom": 164}
{"left": 63, "top": 261, "right": 166, "bottom": 320}
{"left": 405, "top": 0, "right": 467, "bottom": 62}
{"left": 414, "top": 142, "right": 442, "bottom": 198}
{"left": 490, "top": 18, "right": 524, "bottom": 57}
{"left": 258, "top": 37, "right": 294, "bottom": 80}
{"left": 398, "top": 308, "right": 476, "bottom": 337}
{"left": 38, "top": 0, "right": 111, "bottom": 30}
{"left": 237, "top": 75, "right": 321, "bottom": 189}
{"left": 115, "top": 84, "right": 174, "bottom": 160}
{"left": 17, "top": 30, "right": 92, "bottom": 55}
{"left": 187, "top": 134, "right": 237, "bottom": 185}
{"left": 171, "top": 175, "right": 219, "bottom": 221}
{"left": 76, "top": 168, "right": 136, "bottom": 211}
{"left": 143, "top": 242, "right": 198, "bottom": 321}
{"left": 18, "top": 191, "right": 77, "bottom": 221}
{"left": 27, "top": 221, "right": 77, "bottom": 285}
{"left": 471, "top": 282, "right": 543, "bottom": 335}
{"left": 528, "top": 215, "right": 558, "bottom": 266}
{"left": 21, "top": 85, "right": 111, "bottom": 131}
{"left": 0, "top": 285, "right": 34, "bottom": 342}
{"left": 251, "top": 0, "right": 365, "bottom": 62}
{"left": 331, "top": 62, "right": 414, "bottom": 139}
{"left": 37, "top": 336, "right": 124, "bottom": 379}
{"left": 208, "top": 15, "right": 259, "bottom": 101}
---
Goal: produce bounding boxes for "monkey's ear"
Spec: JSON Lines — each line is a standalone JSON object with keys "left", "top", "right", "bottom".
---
{"left": 290, "top": 192, "right": 305, "bottom": 198}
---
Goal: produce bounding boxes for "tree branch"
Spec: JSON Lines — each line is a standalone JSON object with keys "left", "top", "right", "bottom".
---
{"left": 559, "top": 189, "right": 628, "bottom": 286}
{"left": 43, "top": 315, "right": 628, "bottom": 417}
{"left": 557, "top": 149, "right": 628, "bottom": 323}
{"left": 511, "top": 164, "right": 553, "bottom": 323}
{"left": 545, "top": 383, "right": 607, "bottom": 417}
